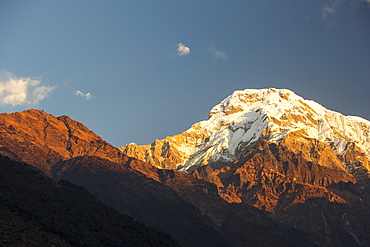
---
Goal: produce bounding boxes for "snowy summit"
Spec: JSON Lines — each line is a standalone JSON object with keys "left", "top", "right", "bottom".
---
{"left": 120, "top": 88, "right": 370, "bottom": 173}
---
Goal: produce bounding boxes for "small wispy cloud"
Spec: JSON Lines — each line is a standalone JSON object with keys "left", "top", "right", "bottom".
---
{"left": 209, "top": 46, "right": 227, "bottom": 61}
{"left": 321, "top": 0, "right": 370, "bottom": 27}
{"left": 304, "top": 15, "right": 313, "bottom": 21}
{"left": 323, "top": 5, "right": 336, "bottom": 14}
{"left": 74, "top": 90, "right": 92, "bottom": 100}
{"left": 177, "top": 43, "right": 190, "bottom": 56}
{"left": 322, "top": 2, "right": 338, "bottom": 23}
{"left": 0, "top": 70, "right": 55, "bottom": 106}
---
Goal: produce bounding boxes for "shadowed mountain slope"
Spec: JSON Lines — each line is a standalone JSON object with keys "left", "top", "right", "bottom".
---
{"left": 0, "top": 155, "right": 178, "bottom": 247}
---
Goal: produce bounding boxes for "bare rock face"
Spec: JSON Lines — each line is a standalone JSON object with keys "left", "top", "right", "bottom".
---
{"left": 0, "top": 110, "right": 126, "bottom": 176}
{"left": 194, "top": 137, "right": 355, "bottom": 211}
{"left": 122, "top": 140, "right": 187, "bottom": 170}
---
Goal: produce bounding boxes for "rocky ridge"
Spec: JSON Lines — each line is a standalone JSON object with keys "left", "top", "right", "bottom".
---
{"left": 0, "top": 109, "right": 126, "bottom": 176}
{"left": 120, "top": 88, "right": 370, "bottom": 175}
{"left": 1, "top": 89, "right": 370, "bottom": 246}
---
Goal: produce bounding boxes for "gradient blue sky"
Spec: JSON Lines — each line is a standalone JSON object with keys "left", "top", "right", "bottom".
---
{"left": 1, "top": 0, "right": 369, "bottom": 146}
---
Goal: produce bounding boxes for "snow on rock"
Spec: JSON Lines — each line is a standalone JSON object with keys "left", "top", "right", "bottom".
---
{"left": 120, "top": 88, "right": 370, "bottom": 173}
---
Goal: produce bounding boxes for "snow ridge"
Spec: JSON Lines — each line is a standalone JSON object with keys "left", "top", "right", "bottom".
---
{"left": 121, "top": 88, "right": 370, "bottom": 173}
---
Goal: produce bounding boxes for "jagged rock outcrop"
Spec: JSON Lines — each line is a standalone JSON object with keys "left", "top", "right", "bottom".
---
{"left": 194, "top": 137, "right": 355, "bottom": 211}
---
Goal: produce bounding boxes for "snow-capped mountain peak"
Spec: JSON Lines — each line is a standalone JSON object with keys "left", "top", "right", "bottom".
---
{"left": 120, "top": 88, "right": 370, "bottom": 173}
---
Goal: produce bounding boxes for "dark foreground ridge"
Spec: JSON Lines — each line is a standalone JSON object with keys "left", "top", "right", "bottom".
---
{"left": 0, "top": 155, "right": 179, "bottom": 247}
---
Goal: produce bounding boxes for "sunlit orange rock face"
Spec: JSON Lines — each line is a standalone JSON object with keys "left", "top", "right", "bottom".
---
{"left": 0, "top": 109, "right": 130, "bottom": 176}
{"left": 121, "top": 122, "right": 366, "bottom": 213}
{"left": 194, "top": 135, "right": 355, "bottom": 212}
{"left": 121, "top": 122, "right": 211, "bottom": 170}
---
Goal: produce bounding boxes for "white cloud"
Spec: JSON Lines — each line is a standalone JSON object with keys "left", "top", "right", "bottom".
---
{"left": 323, "top": 5, "right": 336, "bottom": 15}
{"left": 304, "top": 15, "right": 313, "bottom": 21}
{"left": 322, "top": 1, "right": 339, "bottom": 23}
{"left": 74, "top": 90, "right": 92, "bottom": 100}
{"left": 177, "top": 43, "right": 190, "bottom": 56}
{"left": 321, "top": 0, "right": 370, "bottom": 24}
{"left": 0, "top": 71, "right": 55, "bottom": 106}
{"left": 209, "top": 47, "right": 227, "bottom": 60}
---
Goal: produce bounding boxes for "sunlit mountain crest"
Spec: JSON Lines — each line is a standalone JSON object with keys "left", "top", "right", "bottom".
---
{"left": 120, "top": 88, "right": 370, "bottom": 174}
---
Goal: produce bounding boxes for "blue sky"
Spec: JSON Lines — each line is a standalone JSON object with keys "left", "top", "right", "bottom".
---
{"left": 0, "top": 0, "right": 369, "bottom": 146}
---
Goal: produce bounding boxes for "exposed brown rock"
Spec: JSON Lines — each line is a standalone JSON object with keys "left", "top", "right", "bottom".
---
{"left": 0, "top": 110, "right": 127, "bottom": 176}
{"left": 194, "top": 137, "right": 355, "bottom": 212}
{"left": 120, "top": 123, "right": 211, "bottom": 169}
